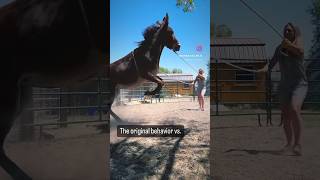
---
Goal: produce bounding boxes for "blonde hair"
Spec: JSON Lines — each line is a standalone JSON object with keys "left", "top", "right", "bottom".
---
{"left": 284, "top": 23, "right": 303, "bottom": 48}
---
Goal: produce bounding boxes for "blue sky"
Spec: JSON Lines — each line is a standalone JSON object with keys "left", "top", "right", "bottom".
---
{"left": 110, "top": 0, "right": 210, "bottom": 77}
{"left": 0, "top": 0, "right": 13, "bottom": 7}
{"left": 213, "top": 0, "right": 314, "bottom": 58}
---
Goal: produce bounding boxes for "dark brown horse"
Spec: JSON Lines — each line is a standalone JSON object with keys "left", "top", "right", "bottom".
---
{"left": 109, "top": 14, "right": 180, "bottom": 106}
{"left": 0, "top": 0, "right": 106, "bottom": 179}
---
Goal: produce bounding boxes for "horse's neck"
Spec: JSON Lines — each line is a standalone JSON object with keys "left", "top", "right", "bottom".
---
{"left": 151, "top": 44, "right": 164, "bottom": 63}
{"left": 139, "top": 42, "right": 164, "bottom": 65}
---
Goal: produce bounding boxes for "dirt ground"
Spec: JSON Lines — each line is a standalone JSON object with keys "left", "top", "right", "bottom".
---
{"left": 3, "top": 99, "right": 318, "bottom": 180}
{"left": 0, "top": 124, "right": 108, "bottom": 180}
{"left": 110, "top": 98, "right": 210, "bottom": 179}
{"left": 212, "top": 113, "right": 320, "bottom": 180}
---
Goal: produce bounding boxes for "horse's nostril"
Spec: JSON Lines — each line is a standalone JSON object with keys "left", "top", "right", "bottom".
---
{"left": 174, "top": 44, "right": 180, "bottom": 51}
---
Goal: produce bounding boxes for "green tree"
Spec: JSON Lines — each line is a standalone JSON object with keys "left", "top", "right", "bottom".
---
{"left": 211, "top": 23, "right": 233, "bottom": 39}
{"left": 215, "top": 24, "right": 233, "bottom": 37}
{"left": 309, "top": 0, "right": 320, "bottom": 58}
{"left": 307, "top": 0, "right": 320, "bottom": 107}
{"left": 172, "top": 68, "right": 183, "bottom": 74}
{"left": 159, "top": 67, "right": 170, "bottom": 73}
{"left": 176, "top": 0, "right": 195, "bottom": 12}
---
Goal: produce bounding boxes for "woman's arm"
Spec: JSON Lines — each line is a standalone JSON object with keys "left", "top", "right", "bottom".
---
{"left": 192, "top": 76, "right": 198, "bottom": 85}
{"left": 258, "top": 46, "right": 280, "bottom": 72}
{"left": 269, "top": 46, "right": 281, "bottom": 69}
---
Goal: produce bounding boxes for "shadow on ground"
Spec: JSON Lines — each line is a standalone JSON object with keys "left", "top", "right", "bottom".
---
{"left": 110, "top": 129, "right": 191, "bottom": 179}
{"left": 224, "top": 148, "right": 299, "bottom": 156}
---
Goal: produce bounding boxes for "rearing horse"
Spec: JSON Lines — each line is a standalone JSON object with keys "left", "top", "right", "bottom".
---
{"left": 110, "top": 14, "right": 180, "bottom": 106}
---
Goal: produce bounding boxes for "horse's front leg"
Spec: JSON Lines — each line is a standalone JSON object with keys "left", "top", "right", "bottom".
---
{"left": 143, "top": 73, "right": 164, "bottom": 96}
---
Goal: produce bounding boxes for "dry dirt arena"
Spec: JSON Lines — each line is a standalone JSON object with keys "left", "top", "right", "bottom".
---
{"left": 0, "top": 121, "right": 108, "bottom": 180}
{"left": 110, "top": 98, "right": 210, "bottom": 179}
{"left": 212, "top": 112, "right": 320, "bottom": 180}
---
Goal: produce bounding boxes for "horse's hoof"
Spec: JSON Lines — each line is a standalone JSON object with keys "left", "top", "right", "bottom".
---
{"left": 144, "top": 91, "right": 152, "bottom": 95}
{"left": 149, "top": 92, "right": 157, "bottom": 95}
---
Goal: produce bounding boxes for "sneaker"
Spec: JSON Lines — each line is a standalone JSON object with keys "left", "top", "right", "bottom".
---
{"left": 280, "top": 145, "right": 293, "bottom": 155}
{"left": 293, "top": 144, "right": 302, "bottom": 156}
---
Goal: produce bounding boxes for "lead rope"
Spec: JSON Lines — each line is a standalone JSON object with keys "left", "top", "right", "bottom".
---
{"left": 174, "top": 51, "right": 198, "bottom": 73}
{"left": 173, "top": 51, "right": 205, "bottom": 95}
{"left": 219, "top": 59, "right": 261, "bottom": 73}
{"left": 239, "top": 0, "right": 283, "bottom": 39}
{"left": 239, "top": 0, "right": 288, "bottom": 56}
{"left": 78, "top": 0, "right": 95, "bottom": 48}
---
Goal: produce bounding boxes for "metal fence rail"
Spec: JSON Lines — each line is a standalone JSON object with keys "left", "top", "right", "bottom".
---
{"left": 117, "top": 81, "right": 196, "bottom": 104}
{"left": 19, "top": 77, "right": 111, "bottom": 140}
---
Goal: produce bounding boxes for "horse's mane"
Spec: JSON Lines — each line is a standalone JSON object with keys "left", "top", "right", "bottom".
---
{"left": 137, "top": 22, "right": 161, "bottom": 47}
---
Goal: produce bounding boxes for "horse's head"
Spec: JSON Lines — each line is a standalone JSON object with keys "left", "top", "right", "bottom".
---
{"left": 158, "top": 13, "right": 180, "bottom": 52}
{"left": 141, "top": 14, "right": 180, "bottom": 52}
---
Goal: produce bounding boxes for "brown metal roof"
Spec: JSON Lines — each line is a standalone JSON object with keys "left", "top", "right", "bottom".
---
{"left": 211, "top": 38, "right": 267, "bottom": 63}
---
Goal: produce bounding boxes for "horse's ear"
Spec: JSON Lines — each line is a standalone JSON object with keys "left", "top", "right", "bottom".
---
{"left": 157, "top": 13, "right": 168, "bottom": 34}
{"left": 162, "top": 13, "right": 169, "bottom": 25}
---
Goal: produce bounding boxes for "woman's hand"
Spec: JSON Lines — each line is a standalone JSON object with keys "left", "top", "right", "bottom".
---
{"left": 281, "top": 38, "right": 304, "bottom": 57}
{"left": 281, "top": 38, "right": 292, "bottom": 49}
{"left": 197, "top": 74, "right": 205, "bottom": 80}
{"left": 257, "top": 64, "right": 268, "bottom": 73}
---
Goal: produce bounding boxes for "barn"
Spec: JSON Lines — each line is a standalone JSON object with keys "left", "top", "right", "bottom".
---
{"left": 158, "top": 73, "right": 194, "bottom": 96}
{"left": 211, "top": 38, "right": 267, "bottom": 104}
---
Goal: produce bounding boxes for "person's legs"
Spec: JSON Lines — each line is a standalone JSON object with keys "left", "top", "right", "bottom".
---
{"left": 289, "top": 106, "right": 302, "bottom": 155}
{"left": 281, "top": 106, "right": 293, "bottom": 147}
{"left": 200, "top": 88, "right": 206, "bottom": 110}
{"left": 197, "top": 93, "right": 201, "bottom": 109}
{"left": 280, "top": 90, "right": 293, "bottom": 148}
{"left": 202, "top": 96, "right": 204, "bottom": 110}
{"left": 290, "top": 107, "right": 302, "bottom": 145}
{"left": 200, "top": 95, "right": 204, "bottom": 110}
{"left": 290, "top": 85, "right": 308, "bottom": 155}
